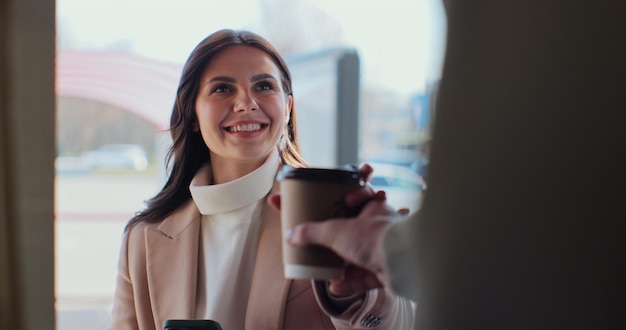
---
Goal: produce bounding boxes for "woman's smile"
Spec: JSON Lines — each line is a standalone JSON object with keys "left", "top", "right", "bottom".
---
{"left": 224, "top": 121, "right": 268, "bottom": 134}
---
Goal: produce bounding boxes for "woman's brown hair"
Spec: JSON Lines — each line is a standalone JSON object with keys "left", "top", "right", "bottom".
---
{"left": 126, "top": 29, "right": 306, "bottom": 229}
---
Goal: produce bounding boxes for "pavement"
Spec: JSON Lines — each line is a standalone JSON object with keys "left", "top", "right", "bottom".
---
{"left": 55, "top": 172, "right": 161, "bottom": 329}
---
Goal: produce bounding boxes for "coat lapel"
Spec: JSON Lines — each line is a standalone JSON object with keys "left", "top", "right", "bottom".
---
{"left": 145, "top": 199, "right": 201, "bottom": 327}
{"left": 245, "top": 183, "right": 292, "bottom": 329}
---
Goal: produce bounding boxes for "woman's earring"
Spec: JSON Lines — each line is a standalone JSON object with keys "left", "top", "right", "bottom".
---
{"left": 277, "top": 132, "right": 286, "bottom": 150}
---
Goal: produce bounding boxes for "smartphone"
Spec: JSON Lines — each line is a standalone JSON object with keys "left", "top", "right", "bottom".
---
{"left": 163, "top": 319, "right": 222, "bottom": 330}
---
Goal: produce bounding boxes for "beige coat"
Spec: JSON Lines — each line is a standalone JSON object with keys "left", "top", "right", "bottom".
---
{"left": 110, "top": 182, "right": 409, "bottom": 329}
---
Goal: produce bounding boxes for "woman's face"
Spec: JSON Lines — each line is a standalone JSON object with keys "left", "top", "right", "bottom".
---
{"left": 194, "top": 45, "right": 292, "bottom": 167}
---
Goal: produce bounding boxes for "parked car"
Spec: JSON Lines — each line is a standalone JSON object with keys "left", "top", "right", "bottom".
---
{"left": 81, "top": 144, "right": 149, "bottom": 171}
{"left": 55, "top": 155, "right": 92, "bottom": 174}
{"left": 367, "top": 162, "right": 427, "bottom": 214}
{"left": 363, "top": 149, "right": 429, "bottom": 177}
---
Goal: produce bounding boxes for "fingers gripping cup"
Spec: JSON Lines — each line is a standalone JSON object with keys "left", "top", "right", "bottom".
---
{"left": 278, "top": 165, "right": 363, "bottom": 280}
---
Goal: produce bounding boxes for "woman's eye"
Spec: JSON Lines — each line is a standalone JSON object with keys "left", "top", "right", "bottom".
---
{"left": 212, "top": 85, "right": 231, "bottom": 93}
{"left": 256, "top": 81, "right": 274, "bottom": 91}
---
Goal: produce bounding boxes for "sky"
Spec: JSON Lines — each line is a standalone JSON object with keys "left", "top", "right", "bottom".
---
{"left": 56, "top": 0, "right": 446, "bottom": 95}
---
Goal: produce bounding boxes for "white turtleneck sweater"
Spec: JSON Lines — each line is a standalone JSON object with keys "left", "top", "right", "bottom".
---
{"left": 190, "top": 151, "right": 279, "bottom": 329}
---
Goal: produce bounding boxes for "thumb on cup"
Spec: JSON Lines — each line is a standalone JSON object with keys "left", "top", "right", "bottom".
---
{"left": 284, "top": 221, "right": 338, "bottom": 249}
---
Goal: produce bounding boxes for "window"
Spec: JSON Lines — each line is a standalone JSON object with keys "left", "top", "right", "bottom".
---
{"left": 55, "top": 0, "right": 446, "bottom": 327}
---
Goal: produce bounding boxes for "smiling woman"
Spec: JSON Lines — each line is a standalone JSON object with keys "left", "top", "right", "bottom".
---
{"left": 110, "top": 29, "right": 415, "bottom": 330}
{"left": 193, "top": 45, "right": 293, "bottom": 182}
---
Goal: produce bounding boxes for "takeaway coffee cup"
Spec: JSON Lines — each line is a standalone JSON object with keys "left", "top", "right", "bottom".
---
{"left": 278, "top": 165, "right": 364, "bottom": 280}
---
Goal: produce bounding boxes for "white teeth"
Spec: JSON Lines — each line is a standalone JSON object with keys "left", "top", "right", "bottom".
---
{"left": 229, "top": 123, "right": 262, "bottom": 132}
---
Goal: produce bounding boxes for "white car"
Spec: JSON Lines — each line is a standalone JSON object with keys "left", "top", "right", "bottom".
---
{"left": 366, "top": 162, "right": 426, "bottom": 215}
{"left": 81, "top": 144, "right": 149, "bottom": 171}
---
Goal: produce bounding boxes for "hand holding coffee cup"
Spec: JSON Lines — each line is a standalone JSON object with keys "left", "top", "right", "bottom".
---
{"left": 278, "top": 165, "right": 364, "bottom": 280}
